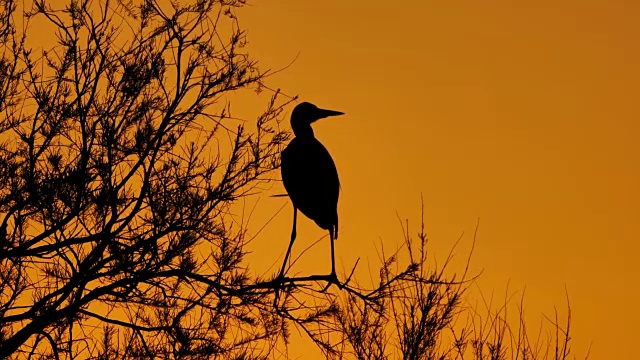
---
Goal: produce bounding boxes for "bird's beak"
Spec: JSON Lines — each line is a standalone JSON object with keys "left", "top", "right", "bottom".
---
{"left": 313, "top": 108, "right": 344, "bottom": 122}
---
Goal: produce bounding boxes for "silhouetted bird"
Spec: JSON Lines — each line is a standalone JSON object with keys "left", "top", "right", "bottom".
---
{"left": 280, "top": 102, "right": 344, "bottom": 278}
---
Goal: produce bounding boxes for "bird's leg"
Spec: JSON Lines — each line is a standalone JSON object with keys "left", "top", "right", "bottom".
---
{"left": 330, "top": 229, "right": 336, "bottom": 279}
{"left": 275, "top": 208, "right": 297, "bottom": 309}
{"left": 322, "top": 229, "right": 339, "bottom": 292}
{"left": 278, "top": 208, "right": 297, "bottom": 279}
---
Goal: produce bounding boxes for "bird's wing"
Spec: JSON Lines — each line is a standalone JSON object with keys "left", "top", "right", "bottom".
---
{"left": 313, "top": 141, "right": 340, "bottom": 202}
{"left": 281, "top": 138, "right": 339, "bottom": 228}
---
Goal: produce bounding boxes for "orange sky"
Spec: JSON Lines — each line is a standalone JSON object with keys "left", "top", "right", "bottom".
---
{"left": 236, "top": 1, "right": 640, "bottom": 358}
{"left": 17, "top": 0, "right": 637, "bottom": 357}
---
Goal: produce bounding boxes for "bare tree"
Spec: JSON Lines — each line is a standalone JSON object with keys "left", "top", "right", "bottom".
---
{"left": 0, "top": 0, "right": 295, "bottom": 357}
{"left": 0, "top": 1, "right": 579, "bottom": 359}
{"left": 332, "top": 215, "right": 580, "bottom": 360}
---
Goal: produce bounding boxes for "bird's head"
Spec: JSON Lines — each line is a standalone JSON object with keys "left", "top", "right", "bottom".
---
{"left": 291, "top": 102, "right": 344, "bottom": 137}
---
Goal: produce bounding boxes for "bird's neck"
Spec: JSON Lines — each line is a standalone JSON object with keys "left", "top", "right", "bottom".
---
{"left": 292, "top": 124, "right": 315, "bottom": 139}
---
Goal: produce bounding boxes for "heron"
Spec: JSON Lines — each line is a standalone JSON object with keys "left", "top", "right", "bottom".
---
{"left": 279, "top": 102, "right": 344, "bottom": 280}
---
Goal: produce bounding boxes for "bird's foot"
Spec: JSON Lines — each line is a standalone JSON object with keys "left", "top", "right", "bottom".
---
{"left": 273, "top": 271, "right": 289, "bottom": 308}
{"left": 320, "top": 271, "right": 341, "bottom": 292}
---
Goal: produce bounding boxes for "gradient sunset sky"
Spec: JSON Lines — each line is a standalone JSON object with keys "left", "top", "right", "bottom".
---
{"left": 236, "top": 1, "right": 640, "bottom": 358}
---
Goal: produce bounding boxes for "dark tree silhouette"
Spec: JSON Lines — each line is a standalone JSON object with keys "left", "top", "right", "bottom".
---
{"left": 332, "top": 216, "right": 580, "bottom": 360}
{"left": 0, "top": 0, "right": 295, "bottom": 357}
{"left": 0, "top": 1, "right": 579, "bottom": 359}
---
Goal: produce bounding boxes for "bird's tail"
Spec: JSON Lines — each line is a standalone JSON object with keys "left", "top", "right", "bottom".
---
{"left": 333, "top": 217, "right": 338, "bottom": 241}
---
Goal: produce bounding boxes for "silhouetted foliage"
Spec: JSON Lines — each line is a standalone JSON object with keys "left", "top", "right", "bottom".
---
{"left": 331, "top": 216, "right": 580, "bottom": 360}
{"left": 0, "top": 0, "right": 292, "bottom": 357}
{"left": 0, "top": 1, "right": 580, "bottom": 359}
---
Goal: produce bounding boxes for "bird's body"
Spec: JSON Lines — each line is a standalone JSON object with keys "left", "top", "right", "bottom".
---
{"left": 279, "top": 102, "right": 344, "bottom": 278}
{"left": 281, "top": 136, "right": 339, "bottom": 239}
